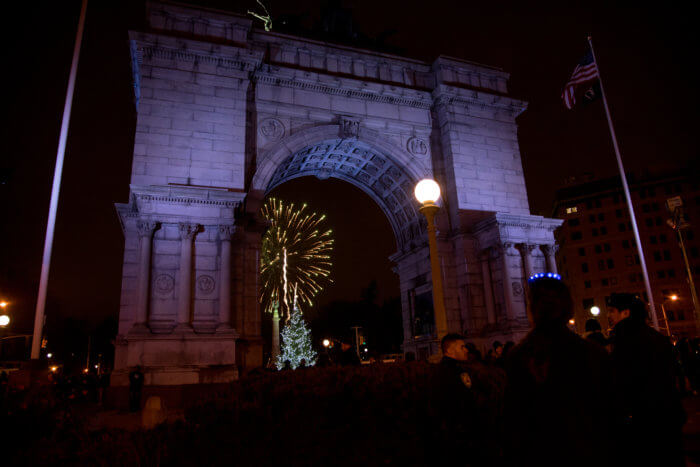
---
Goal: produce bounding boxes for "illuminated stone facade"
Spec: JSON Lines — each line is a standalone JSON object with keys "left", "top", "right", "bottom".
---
{"left": 113, "top": 1, "right": 561, "bottom": 384}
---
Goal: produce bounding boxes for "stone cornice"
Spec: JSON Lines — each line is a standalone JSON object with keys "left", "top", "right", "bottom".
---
{"left": 129, "top": 31, "right": 264, "bottom": 72}
{"left": 254, "top": 71, "right": 433, "bottom": 109}
{"left": 432, "top": 84, "right": 527, "bottom": 116}
{"left": 130, "top": 184, "right": 246, "bottom": 208}
{"left": 475, "top": 213, "right": 563, "bottom": 233}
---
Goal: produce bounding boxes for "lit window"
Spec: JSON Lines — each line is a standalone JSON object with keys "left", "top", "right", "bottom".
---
{"left": 566, "top": 206, "right": 578, "bottom": 214}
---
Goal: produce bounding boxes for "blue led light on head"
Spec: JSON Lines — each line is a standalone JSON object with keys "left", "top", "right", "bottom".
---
{"left": 528, "top": 272, "right": 561, "bottom": 283}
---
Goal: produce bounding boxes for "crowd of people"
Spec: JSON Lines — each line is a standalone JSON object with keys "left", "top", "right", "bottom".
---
{"left": 438, "top": 277, "right": 689, "bottom": 466}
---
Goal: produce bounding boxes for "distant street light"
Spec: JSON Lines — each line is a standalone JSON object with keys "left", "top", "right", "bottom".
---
{"left": 0, "top": 301, "right": 7, "bottom": 308}
{"left": 47, "top": 353, "right": 53, "bottom": 358}
{"left": 568, "top": 319, "right": 575, "bottom": 325}
{"left": 414, "top": 179, "right": 448, "bottom": 341}
{"left": 590, "top": 306, "right": 600, "bottom": 316}
{"left": 322, "top": 339, "right": 330, "bottom": 348}
{"left": 660, "top": 294, "right": 680, "bottom": 337}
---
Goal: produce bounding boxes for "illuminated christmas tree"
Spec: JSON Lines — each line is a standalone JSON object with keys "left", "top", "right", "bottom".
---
{"left": 277, "top": 305, "right": 317, "bottom": 370}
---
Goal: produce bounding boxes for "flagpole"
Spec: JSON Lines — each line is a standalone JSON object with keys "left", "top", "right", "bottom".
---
{"left": 31, "top": 0, "right": 89, "bottom": 359}
{"left": 587, "top": 36, "right": 660, "bottom": 330}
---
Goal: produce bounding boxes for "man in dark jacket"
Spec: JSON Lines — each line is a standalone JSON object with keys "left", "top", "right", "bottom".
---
{"left": 504, "top": 277, "right": 614, "bottom": 466}
{"left": 607, "top": 293, "right": 685, "bottom": 466}
{"left": 434, "top": 334, "right": 477, "bottom": 463}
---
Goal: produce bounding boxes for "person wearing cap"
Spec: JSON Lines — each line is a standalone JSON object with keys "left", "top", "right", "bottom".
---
{"left": 504, "top": 277, "right": 614, "bottom": 466}
{"left": 607, "top": 292, "right": 685, "bottom": 466}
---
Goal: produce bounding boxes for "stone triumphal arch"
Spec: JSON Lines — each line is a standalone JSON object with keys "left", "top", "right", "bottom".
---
{"left": 112, "top": 1, "right": 562, "bottom": 385}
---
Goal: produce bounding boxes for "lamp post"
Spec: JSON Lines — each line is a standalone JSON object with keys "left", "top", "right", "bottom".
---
{"left": 659, "top": 294, "right": 679, "bottom": 337}
{"left": 414, "top": 179, "right": 448, "bottom": 341}
{"left": 666, "top": 197, "right": 700, "bottom": 332}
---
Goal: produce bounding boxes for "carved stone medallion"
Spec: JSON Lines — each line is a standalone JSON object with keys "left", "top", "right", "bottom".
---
{"left": 154, "top": 274, "right": 175, "bottom": 294}
{"left": 259, "top": 118, "right": 285, "bottom": 141}
{"left": 197, "top": 275, "right": 216, "bottom": 294}
{"left": 512, "top": 281, "right": 523, "bottom": 297}
{"left": 407, "top": 137, "right": 428, "bottom": 155}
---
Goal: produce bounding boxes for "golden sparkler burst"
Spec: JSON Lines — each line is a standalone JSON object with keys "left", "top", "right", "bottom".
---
{"left": 260, "top": 197, "right": 334, "bottom": 319}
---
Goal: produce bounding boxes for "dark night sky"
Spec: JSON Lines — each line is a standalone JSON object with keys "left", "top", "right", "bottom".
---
{"left": 1, "top": 1, "right": 697, "bottom": 339}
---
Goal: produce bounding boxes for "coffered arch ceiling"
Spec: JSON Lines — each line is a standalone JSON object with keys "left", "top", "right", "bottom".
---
{"left": 265, "top": 138, "right": 424, "bottom": 252}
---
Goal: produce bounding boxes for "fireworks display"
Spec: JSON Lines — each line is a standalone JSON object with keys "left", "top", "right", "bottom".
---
{"left": 260, "top": 198, "right": 334, "bottom": 320}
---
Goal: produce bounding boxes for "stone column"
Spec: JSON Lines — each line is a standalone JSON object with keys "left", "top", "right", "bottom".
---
{"left": 176, "top": 223, "right": 199, "bottom": 329}
{"left": 516, "top": 243, "right": 536, "bottom": 280}
{"left": 134, "top": 220, "right": 158, "bottom": 329}
{"left": 218, "top": 225, "right": 235, "bottom": 330}
{"left": 479, "top": 249, "right": 496, "bottom": 324}
{"left": 542, "top": 244, "right": 559, "bottom": 274}
{"left": 499, "top": 242, "right": 516, "bottom": 322}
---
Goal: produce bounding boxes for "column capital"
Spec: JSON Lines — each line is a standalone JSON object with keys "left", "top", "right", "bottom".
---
{"left": 515, "top": 243, "right": 537, "bottom": 254}
{"left": 137, "top": 219, "right": 159, "bottom": 237}
{"left": 179, "top": 223, "right": 200, "bottom": 240}
{"left": 498, "top": 242, "right": 515, "bottom": 254}
{"left": 541, "top": 243, "right": 559, "bottom": 255}
{"left": 218, "top": 224, "right": 236, "bottom": 239}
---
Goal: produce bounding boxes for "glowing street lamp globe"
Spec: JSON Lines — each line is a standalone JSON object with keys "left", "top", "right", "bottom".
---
{"left": 322, "top": 339, "right": 330, "bottom": 348}
{"left": 590, "top": 306, "right": 600, "bottom": 316}
{"left": 0, "top": 315, "right": 9, "bottom": 327}
{"left": 670, "top": 294, "right": 679, "bottom": 301}
{"left": 414, "top": 179, "right": 441, "bottom": 205}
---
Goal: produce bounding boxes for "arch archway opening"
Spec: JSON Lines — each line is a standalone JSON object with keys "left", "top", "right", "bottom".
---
{"left": 261, "top": 176, "right": 404, "bottom": 362}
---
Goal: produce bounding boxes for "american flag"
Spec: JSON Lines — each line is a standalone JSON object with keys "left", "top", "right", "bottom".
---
{"left": 562, "top": 49, "right": 599, "bottom": 109}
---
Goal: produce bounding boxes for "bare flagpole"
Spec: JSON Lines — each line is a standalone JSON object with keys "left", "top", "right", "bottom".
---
{"left": 587, "top": 35, "right": 660, "bottom": 330}
{"left": 31, "top": 0, "right": 89, "bottom": 359}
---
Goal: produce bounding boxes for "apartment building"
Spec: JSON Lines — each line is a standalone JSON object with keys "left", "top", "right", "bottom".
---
{"left": 552, "top": 172, "right": 700, "bottom": 337}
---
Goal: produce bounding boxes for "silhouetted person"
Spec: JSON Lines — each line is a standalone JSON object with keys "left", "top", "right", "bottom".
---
{"left": 298, "top": 358, "right": 307, "bottom": 368}
{"left": 434, "top": 334, "right": 476, "bottom": 464}
{"left": 492, "top": 341, "right": 503, "bottom": 363}
{"left": 584, "top": 318, "right": 608, "bottom": 348}
{"left": 504, "top": 277, "right": 614, "bottom": 466}
{"left": 678, "top": 337, "right": 700, "bottom": 394}
{"left": 502, "top": 340, "right": 515, "bottom": 359}
{"left": 338, "top": 342, "right": 360, "bottom": 366}
{"left": 128, "top": 366, "right": 144, "bottom": 412}
{"left": 317, "top": 353, "right": 332, "bottom": 367}
{"left": 464, "top": 342, "right": 482, "bottom": 363}
{"left": 282, "top": 360, "right": 292, "bottom": 371}
{"left": 607, "top": 293, "right": 685, "bottom": 466}
{"left": 677, "top": 337, "right": 698, "bottom": 395}
{"left": 98, "top": 371, "right": 111, "bottom": 405}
